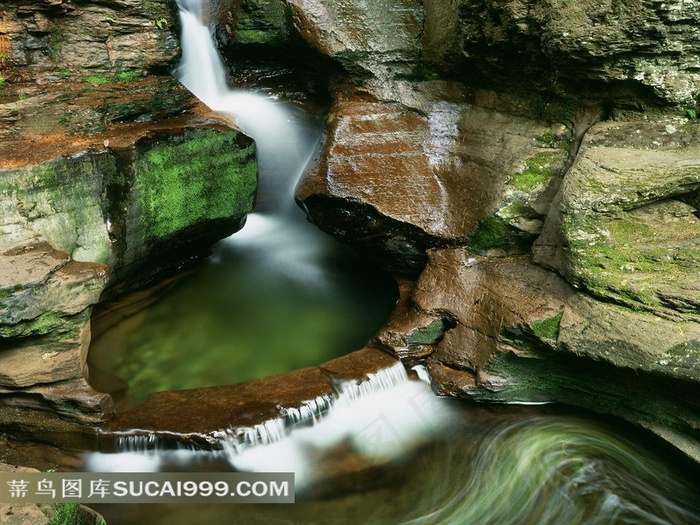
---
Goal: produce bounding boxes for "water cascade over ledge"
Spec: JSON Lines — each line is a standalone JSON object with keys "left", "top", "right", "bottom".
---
{"left": 86, "top": 2, "right": 700, "bottom": 524}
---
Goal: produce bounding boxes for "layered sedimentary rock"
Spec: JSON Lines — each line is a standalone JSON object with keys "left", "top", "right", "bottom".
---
{"left": 0, "top": 120, "right": 257, "bottom": 438}
{"left": 0, "top": 1, "right": 259, "bottom": 439}
{"left": 1, "top": 0, "right": 699, "bottom": 464}
{"left": 297, "top": 85, "right": 571, "bottom": 273}
{"left": 284, "top": 0, "right": 700, "bottom": 461}
{"left": 423, "top": 0, "right": 700, "bottom": 105}
{"left": 0, "top": 0, "right": 178, "bottom": 78}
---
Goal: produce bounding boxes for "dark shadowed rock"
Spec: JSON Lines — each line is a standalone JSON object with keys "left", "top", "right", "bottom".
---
{"left": 423, "top": 0, "right": 700, "bottom": 106}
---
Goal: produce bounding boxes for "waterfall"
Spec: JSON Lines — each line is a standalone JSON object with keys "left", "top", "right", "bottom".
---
{"left": 174, "top": 0, "right": 316, "bottom": 212}
{"left": 85, "top": 362, "right": 454, "bottom": 489}
{"left": 85, "top": 5, "right": 700, "bottom": 524}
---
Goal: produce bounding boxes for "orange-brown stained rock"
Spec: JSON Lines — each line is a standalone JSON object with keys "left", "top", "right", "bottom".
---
{"left": 106, "top": 347, "right": 399, "bottom": 440}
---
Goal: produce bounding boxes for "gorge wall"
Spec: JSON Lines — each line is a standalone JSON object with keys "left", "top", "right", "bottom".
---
{"left": 227, "top": 0, "right": 700, "bottom": 460}
{"left": 1, "top": 0, "right": 699, "bottom": 464}
{"left": 0, "top": 0, "right": 257, "bottom": 442}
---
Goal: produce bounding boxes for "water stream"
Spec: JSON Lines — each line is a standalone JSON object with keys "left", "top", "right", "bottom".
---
{"left": 86, "top": 2, "right": 700, "bottom": 523}
{"left": 88, "top": 0, "right": 396, "bottom": 407}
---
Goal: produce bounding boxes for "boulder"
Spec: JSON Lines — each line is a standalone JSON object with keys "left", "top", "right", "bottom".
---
{"left": 297, "top": 85, "right": 570, "bottom": 273}
{"left": 534, "top": 118, "right": 700, "bottom": 317}
{"left": 286, "top": 0, "right": 423, "bottom": 78}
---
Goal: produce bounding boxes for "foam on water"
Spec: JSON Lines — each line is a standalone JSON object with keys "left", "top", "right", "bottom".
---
{"left": 85, "top": 361, "right": 454, "bottom": 490}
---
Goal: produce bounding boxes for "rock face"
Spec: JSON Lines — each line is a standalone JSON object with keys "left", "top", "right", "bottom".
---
{"left": 423, "top": 0, "right": 700, "bottom": 106}
{"left": 1, "top": 0, "right": 699, "bottom": 466}
{"left": 0, "top": 119, "right": 257, "bottom": 439}
{"left": 286, "top": 0, "right": 423, "bottom": 77}
{"left": 374, "top": 249, "right": 700, "bottom": 460}
{"left": 534, "top": 119, "right": 700, "bottom": 316}
{"left": 0, "top": 0, "right": 259, "bottom": 440}
{"left": 0, "top": 0, "right": 179, "bottom": 79}
{"left": 297, "top": 85, "right": 571, "bottom": 273}
{"left": 212, "top": 0, "right": 293, "bottom": 48}
{"left": 286, "top": 0, "right": 700, "bottom": 461}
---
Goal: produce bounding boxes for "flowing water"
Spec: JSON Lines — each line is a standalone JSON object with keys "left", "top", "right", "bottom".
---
{"left": 86, "top": 1, "right": 700, "bottom": 523}
{"left": 87, "top": 360, "right": 700, "bottom": 524}
{"left": 88, "top": 0, "right": 396, "bottom": 407}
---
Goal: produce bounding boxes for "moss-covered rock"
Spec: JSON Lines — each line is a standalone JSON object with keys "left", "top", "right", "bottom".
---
{"left": 0, "top": 152, "right": 115, "bottom": 264}
{"left": 135, "top": 128, "right": 256, "bottom": 242}
{"left": 219, "top": 0, "right": 291, "bottom": 47}
{"left": 377, "top": 249, "right": 700, "bottom": 462}
{"left": 534, "top": 119, "right": 700, "bottom": 317}
{"left": 0, "top": 122, "right": 257, "bottom": 435}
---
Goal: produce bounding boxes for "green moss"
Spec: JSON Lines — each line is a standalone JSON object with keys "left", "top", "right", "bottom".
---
{"left": 530, "top": 312, "right": 563, "bottom": 340}
{"left": 46, "top": 503, "right": 99, "bottom": 525}
{"left": 235, "top": 0, "right": 289, "bottom": 45}
{"left": 510, "top": 152, "right": 560, "bottom": 191}
{"left": 59, "top": 110, "right": 73, "bottom": 126}
{"left": 0, "top": 312, "right": 66, "bottom": 338}
{"left": 136, "top": 129, "right": 257, "bottom": 241}
{"left": 82, "top": 75, "right": 112, "bottom": 86}
{"left": 565, "top": 210, "right": 699, "bottom": 313}
{"left": 0, "top": 74, "right": 5, "bottom": 90}
{"left": 115, "top": 71, "right": 140, "bottom": 82}
{"left": 537, "top": 131, "right": 555, "bottom": 145}
{"left": 0, "top": 284, "right": 22, "bottom": 299}
{"left": 467, "top": 216, "right": 532, "bottom": 254}
{"left": 407, "top": 319, "right": 446, "bottom": 345}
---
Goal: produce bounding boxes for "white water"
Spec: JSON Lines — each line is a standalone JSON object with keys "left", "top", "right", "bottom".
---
{"left": 85, "top": 0, "right": 453, "bottom": 485}
{"left": 86, "top": 362, "right": 454, "bottom": 489}
{"left": 175, "top": 0, "right": 329, "bottom": 287}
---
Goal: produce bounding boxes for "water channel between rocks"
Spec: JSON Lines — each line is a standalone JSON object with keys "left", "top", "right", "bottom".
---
{"left": 83, "top": 2, "right": 700, "bottom": 524}
{"left": 88, "top": 8, "right": 397, "bottom": 408}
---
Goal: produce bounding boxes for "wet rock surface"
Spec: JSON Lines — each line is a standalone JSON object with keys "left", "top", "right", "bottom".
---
{"left": 285, "top": 0, "right": 700, "bottom": 463}
{"left": 0, "top": 1, "right": 258, "bottom": 437}
{"left": 103, "top": 347, "right": 398, "bottom": 447}
{"left": 297, "top": 84, "right": 570, "bottom": 273}
{"left": 374, "top": 248, "right": 700, "bottom": 462}
{"left": 1, "top": 0, "right": 700, "bottom": 468}
{"left": 0, "top": 0, "right": 179, "bottom": 79}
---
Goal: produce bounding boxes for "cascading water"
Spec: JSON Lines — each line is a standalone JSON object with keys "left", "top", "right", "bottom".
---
{"left": 88, "top": 2, "right": 700, "bottom": 524}
{"left": 88, "top": 0, "right": 398, "bottom": 403}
